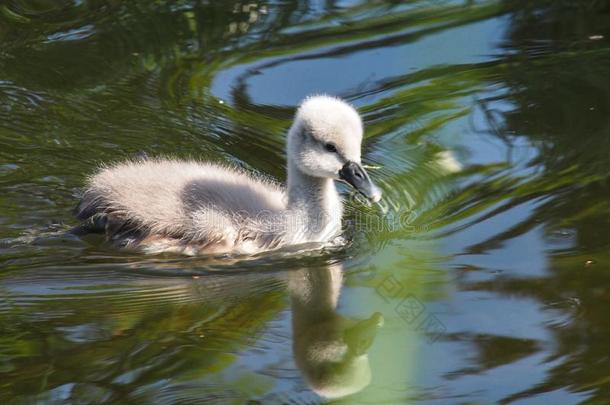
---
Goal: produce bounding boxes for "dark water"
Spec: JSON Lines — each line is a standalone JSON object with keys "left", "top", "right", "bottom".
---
{"left": 1, "top": 0, "right": 609, "bottom": 403}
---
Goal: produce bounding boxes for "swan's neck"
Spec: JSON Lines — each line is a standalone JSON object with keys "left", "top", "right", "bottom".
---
{"left": 286, "top": 162, "right": 342, "bottom": 240}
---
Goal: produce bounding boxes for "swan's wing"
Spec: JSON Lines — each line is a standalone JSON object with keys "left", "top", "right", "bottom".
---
{"left": 73, "top": 159, "right": 286, "bottom": 249}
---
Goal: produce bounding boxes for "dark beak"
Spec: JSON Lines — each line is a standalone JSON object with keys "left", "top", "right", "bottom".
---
{"left": 339, "top": 161, "right": 382, "bottom": 203}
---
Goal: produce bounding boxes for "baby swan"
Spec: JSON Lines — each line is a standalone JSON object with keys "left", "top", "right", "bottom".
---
{"left": 74, "top": 95, "right": 381, "bottom": 255}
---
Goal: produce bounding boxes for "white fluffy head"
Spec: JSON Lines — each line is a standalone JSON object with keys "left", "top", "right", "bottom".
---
{"left": 287, "top": 95, "right": 363, "bottom": 178}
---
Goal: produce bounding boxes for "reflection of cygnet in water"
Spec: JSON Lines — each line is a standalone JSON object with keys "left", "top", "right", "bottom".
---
{"left": 289, "top": 264, "right": 383, "bottom": 399}
{"left": 111, "top": 260, "right": 382, "bottom": 400}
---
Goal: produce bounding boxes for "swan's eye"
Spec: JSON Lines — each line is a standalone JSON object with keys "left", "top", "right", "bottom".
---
{"left": 324, "top": 143, "right": 338, "bottom": 153}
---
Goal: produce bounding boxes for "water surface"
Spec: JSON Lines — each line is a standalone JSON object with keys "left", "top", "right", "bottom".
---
{"left": 1, "top": 0, "right": 609, "bottom": 403}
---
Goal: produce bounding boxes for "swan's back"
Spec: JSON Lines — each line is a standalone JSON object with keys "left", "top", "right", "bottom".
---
{"left": 75, "top": 158, "right": 287, "bottom": 254}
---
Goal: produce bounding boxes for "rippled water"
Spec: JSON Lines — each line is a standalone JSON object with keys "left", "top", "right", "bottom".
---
{"left": 1, "top": 0, "right": 609, "bottom": 403}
